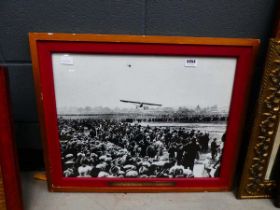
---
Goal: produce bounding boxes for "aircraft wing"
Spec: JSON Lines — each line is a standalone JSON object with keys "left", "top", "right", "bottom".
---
{"left": 120, "top": 100, "right": 162, "bottom": 107}
{"left": 141, "top": 102, "right": 162, "bottom": 106}
{"left": 120, "top": 100, "right": 142, "bottom": 104}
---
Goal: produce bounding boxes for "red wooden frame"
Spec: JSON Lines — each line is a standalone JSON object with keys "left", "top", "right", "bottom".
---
{"left": 29, "top": 33, "right": 259, "bottom": 192}
{"left": 0, "top": 67, "right": 23, "bottom": 209}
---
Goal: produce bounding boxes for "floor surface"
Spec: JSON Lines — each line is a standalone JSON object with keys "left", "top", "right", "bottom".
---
{"left": 21, "top": 173, "right": 276, "bottom": 210}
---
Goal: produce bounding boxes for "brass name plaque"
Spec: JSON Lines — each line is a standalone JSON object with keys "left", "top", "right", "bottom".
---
{"left": 109, "top": 181, "right": 176, "bottom": 187}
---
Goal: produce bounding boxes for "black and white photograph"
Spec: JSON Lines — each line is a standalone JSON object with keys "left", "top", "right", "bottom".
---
{"left": 52, "top": 54, "right": 236, "bottom": 179}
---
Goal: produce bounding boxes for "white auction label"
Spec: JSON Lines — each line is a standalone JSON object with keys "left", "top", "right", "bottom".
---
{"left": 60, "top": 55, "right": 74, "bottom": 65}
{"left": 184, "top": 58, "right": 197, "bottom": 67}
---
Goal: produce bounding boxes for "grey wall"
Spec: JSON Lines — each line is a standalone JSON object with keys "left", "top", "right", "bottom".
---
{"left": 0, "top": 0, "right": 278, "bottom": 149}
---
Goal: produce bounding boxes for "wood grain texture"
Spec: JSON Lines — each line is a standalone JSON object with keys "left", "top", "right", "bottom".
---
{"left": 29, "top": 32, "right": 260, "bottom": 46}
{"left": 0, "top": 167, "right": 6, "bottom": 210}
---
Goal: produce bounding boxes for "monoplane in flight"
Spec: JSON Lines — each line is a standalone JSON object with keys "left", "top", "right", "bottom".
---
{"left": 120, "top": 99, "right": 162, "bottom": 110}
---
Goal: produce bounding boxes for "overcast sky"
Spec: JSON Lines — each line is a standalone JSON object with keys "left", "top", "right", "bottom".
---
{"left": 52, "top": 53, "right": 236, "bottom": 111}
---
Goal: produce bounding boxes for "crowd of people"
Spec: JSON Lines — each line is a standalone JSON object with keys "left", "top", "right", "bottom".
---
{"left": 59, "top": 118, "right": 226, "bottom": 178}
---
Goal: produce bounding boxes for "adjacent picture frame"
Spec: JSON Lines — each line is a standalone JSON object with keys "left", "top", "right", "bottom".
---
{"left": 0, "top": 67, "right": 23, "bottom": 209}
{"left": 238, "top": 38, "right": 280, "bottom": 198}
{"left": 29, "top": 33, "right": 259, "bottom": 192}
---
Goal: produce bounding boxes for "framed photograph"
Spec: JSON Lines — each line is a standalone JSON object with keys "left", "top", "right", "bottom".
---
{"left": 29, "top": 33, "right": 259, "bottom": 192}
{"left": 238, "top": 38, "right": 280, "bottom": 198}
{"left": 0, "top": 67, "right": 23, "bottom": 209}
